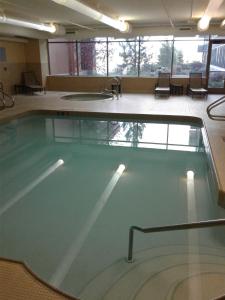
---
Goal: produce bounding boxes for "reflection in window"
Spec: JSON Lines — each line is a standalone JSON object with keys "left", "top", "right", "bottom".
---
{"left": 172, "top": 38, "right": 208, "bottom": 76}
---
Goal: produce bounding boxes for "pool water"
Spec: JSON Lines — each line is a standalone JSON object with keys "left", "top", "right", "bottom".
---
{"left": 0, "top": 115, "right": 225, "bottom": 299}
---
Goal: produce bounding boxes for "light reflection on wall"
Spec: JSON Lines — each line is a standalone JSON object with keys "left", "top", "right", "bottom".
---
{"left": 45, "top": 118, "right": 203, "bottom": 152}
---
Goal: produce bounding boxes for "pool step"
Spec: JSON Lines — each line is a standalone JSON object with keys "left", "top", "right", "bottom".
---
{"left": 79, "top": 245, "right": 225, "bottom": 300}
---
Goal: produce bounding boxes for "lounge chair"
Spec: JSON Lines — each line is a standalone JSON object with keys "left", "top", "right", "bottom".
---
{"left": 22, "top": 71, "right": 45, "bottom": 94}
{"left": 187, "top": 72, "right": 208, "bottom": 99}
{"left": 155, "top": 72, "right": 171, "bottom": 97}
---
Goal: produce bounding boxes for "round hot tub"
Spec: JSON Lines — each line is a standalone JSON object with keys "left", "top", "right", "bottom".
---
{"left": 61, "top": 93, "right": 112, "bottom": 101}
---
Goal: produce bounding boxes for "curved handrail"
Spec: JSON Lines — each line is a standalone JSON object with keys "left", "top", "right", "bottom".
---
{"left": 0, "top": 94, "right": 5, "bottom": 110}
{"left": 0, "top": 90, "right": 15, "bottom": 108}
{"left": 207, "top": 95, "right": 225, "bottom": 121}
{"left": 127, "top": 218, "right": 225, "bottom": 263}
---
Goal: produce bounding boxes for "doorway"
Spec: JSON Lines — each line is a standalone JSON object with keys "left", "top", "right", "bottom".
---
{"left": 207, "top": 40, "right": 225, "bottom": 93}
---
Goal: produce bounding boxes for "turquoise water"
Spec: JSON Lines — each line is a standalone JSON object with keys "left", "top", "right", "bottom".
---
{"left": 0, "top": 115, "right": 224, "bottom": 298}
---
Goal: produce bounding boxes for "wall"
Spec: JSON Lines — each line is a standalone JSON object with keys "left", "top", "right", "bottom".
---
{"left": 46, "top": 75, "right": 190, "bottom": 94}
{"left": 0, "top": 40, "right": 27, "bottom": 94}
{"left": 0, "top": 38, "right": 49, "bottom": 94}
{"left": 25, "top": 39, "right": 42, "bottom": 84}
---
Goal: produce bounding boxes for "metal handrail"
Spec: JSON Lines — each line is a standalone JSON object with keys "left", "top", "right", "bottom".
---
{"left": 127, "top": 218, "right": 225, "bottom": 262}
{"left": 0, "top": 90, "right": 15, "bottom": 108}
{"left": 0, "top": 96, "right": 5, "bottom": 110}
{"left": 207, "top": 95, "right": 225, "bottom": 120}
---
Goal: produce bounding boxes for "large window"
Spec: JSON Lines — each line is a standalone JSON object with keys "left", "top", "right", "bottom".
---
{"left": 48, "top": 36, "right": 209, "bottom": 78}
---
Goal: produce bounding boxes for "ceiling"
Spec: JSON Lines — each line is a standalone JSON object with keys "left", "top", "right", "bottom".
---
{"left": 0, "top": 0, "right": 225, "bottom": 39}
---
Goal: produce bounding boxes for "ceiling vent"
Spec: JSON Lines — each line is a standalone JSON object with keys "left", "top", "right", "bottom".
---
{"left": 178, "top": 27, "right": 192, "bottom": 31}
{"left": 66, "top": 28, "right": 76, "bottom": 35}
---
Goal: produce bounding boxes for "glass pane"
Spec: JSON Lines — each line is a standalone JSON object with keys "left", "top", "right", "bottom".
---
{"left": 140, "top": 41, "right": 173, "bottom": 77}
{"left": 208, "top": 71, "right": 225, "bottom": 88}
{"left": 108, "top": 39, "right": 139, "bottom": 76}
{"left": 210, "top": 35, "right": 225, "bottom": 40}
{"left": 208, "top": 43, "right": 225, "bottom": 88}
{"left": 141, "top": 36, "right": 173, "bottom": 41}
{"left": 173, "top": 40, "right": 208, "bottom": 76}
{"left": 78, "top": 39, "right": 107, "bottom": 76}
{"left": 108, "top": 37, "right": 137, "bottom": 42}
{"left": 48, "top": 43, "right": 77, "bottom": 75}
{"left": 174, "top": 36, "right": 209, "bottom": 41}
{"left": 210, "top": 43, "right": 225, "bottom": 71}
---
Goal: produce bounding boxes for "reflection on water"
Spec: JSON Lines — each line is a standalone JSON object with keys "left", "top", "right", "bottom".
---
{"left": 0, "top": 116, "right": 202, "bottom": 153}
{"left": 46, "top": 117, "right": 203, "bottom": 152}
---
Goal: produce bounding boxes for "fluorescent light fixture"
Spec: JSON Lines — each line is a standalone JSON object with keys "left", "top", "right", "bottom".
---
{"left": 197, "top": 0, "right": 224, "bottom": 31}
{"left": 186, "top": 170, "right": 195, "bottom": 180}
{"left": 0, "top": 15, "right": 57, "bottom": 33}
{"left": 51, "top": 0, "right": 131, "bottom": 32}
{"left": 197, "top": 15, "right": 210, "bottom": 31}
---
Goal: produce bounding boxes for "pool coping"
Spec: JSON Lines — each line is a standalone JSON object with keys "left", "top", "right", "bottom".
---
{"left": 0, "top": 257, "right": 79, "bottom": 300}
{"left": 0, "top": 107, "right": 223, "bottom": 207}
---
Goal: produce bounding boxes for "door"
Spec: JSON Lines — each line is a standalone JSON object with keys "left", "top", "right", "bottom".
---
{"left": 207, "top": 40, "right": 225, "bottom": 93}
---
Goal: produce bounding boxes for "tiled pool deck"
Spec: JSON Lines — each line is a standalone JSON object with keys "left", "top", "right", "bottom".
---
{"left": 0, "top": 92, "right": 225, "bottom": 205}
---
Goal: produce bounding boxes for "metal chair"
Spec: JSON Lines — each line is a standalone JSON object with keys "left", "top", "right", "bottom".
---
{"left": 154, "top": 72, "right": 171, "bottom": 97}
{"left": 187, "top": 72, "right": 208, "bottom": 99}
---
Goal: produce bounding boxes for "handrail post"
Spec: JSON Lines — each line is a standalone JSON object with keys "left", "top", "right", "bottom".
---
{"left": 127, "top": 227, "right": 134, "bottom": 263}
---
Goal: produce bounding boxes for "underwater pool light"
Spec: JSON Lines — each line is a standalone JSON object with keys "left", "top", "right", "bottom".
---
{"left": 187, "top": 170, "right": 195, "bottom": 180}
{"left": 117, "top": 164, "right": 126, "bottom": 175}
{"left": 57, "top": 159, "right": 64, "bottom": 165}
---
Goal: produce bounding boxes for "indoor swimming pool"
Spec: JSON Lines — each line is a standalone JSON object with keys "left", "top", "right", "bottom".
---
{"left": 0, "top": 114, "right": 225, "bottom": 300}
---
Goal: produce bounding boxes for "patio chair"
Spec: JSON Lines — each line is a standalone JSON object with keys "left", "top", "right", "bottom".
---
{"left": 154, "top": 72, "right": 171, "bottom": 97}
{"left": 187, "top": 72, "right": 208, "bottom": 99}
{"left": 22, "top": 71, "right": 45, "bottom": 94}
